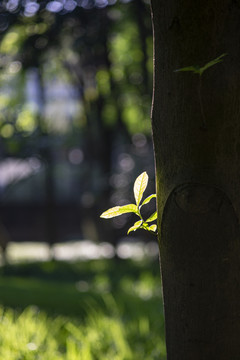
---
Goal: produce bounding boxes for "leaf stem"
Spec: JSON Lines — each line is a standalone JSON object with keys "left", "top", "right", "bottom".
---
{"left": 198, "top": 76, "right": 207, "bottom": 130}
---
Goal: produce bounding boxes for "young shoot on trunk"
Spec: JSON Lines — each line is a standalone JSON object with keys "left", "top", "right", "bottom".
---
{"left": 100, "top": 172, "right": 157, "bottom": 235}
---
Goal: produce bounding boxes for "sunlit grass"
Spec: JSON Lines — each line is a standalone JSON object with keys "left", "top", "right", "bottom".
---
{"left": 0, "top": 259, "right": 166, "bottom": 359}
{"left": 0, "top": 304, "right": 165, "bottom": 359}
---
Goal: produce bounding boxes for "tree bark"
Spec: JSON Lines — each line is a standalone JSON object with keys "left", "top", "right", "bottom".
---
{"left": 150, "top": 1, "right": 240, "bottom": 359}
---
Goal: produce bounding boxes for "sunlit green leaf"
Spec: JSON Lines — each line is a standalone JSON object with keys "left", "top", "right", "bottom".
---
{"left": 140, "top": 194, "right": 156, "bottom": 207}
{"left": 148, "top": 224, "right": 157, "bottom": 232}
{"left": 141, "top": 223, "right": 157, "bottom": 233}
{"left": 100, "top": 204, "right": 138, "bottom": 219}
{"left": 127, "top": 220, "right": 143, "bottom": 234}
{"left": 146, "top": 211, "right": 157, "bottom": 223}
{"left": 134, "top": 172, "right": 148, "bottom": 206}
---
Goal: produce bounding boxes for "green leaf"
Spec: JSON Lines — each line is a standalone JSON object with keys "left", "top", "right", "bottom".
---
{"left": 100, "top": 204, "right": 138, "bottom": 219}
{"left": 175, "top": 54, "right": 227, "bottom": 76}
{"left": 134, "top": 172, "right": 148, "bottom": 206}
{"left": 199, "top": 53, "right": 227, "bottom": 76}
{"left": 148, "top": 224, "right": 157, "bottom": 232}
{"left": 127, "top": 220, "right": 143, "bottom": 235}
{"left": 141, "top": 223, "right": 157, "bottom": 233}
{"left": 140, "top": 194, "right": 156, "bottom": 207}
{"left": 146, "top": 211, "right": 157, "bottom": 223}
{"left": 174, "top": 65, "right": 200, "bottom": 74}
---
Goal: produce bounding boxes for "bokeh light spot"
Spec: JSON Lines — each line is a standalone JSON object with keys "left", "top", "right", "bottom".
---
{"left": 8, "top": 61, "right": 22, "bottom": 74}
{"left": 95, "top": 0, "right": 108, "bottom": 8}
{"left": 6, "top": 0, "right": 19, "bottom": 12}
{"left": 68, "top": 148, "right": 84, "bottom": 165}
{"left": 46, "top": 1, "right": 64, "bottom": 13}
{"left": 132, "top": 133, "right": 147, "bottom": 148}
{"left": 118, "top": 153, "right": 135, "bottom": 172}
{"left": 1, "top": 124, "right": 14, "bottom": 138}
{"left": 24, "top": 2, "right": 40, "bottom": 17}
{"left": 16, "top": 109, "right": 36, "bottom": 133}
{"left": 64, "top": 0, "right": 77, "bottom": 11}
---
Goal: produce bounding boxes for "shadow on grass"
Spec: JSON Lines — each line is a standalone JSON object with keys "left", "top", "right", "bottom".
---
{"left": 0, "top": 259, "right": 163, "bottom": 322}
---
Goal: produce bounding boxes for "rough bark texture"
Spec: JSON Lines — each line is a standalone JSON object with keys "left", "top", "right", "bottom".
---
{"left": 150, "top": 0, "right": 240, "bottom": 359}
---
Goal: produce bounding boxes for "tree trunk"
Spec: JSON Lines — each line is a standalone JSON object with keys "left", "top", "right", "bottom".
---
{"left": 150, "top": 1, "right": 240, "bottom": 359}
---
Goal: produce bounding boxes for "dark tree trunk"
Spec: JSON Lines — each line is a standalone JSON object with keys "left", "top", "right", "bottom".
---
{"left": 150, "top": 1, "right": 240, "bottom": 359}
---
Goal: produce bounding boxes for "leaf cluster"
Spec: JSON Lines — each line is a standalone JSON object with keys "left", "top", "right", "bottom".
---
{"left": 175, "top": 53, "right": 227, "bottom": 76}
{"left": 100, "top": 172, "right": 157, "bottom": 235}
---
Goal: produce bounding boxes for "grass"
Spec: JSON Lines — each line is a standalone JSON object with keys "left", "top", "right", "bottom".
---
{"left": 0, "top": 258, "right": 166, "bottom": 359}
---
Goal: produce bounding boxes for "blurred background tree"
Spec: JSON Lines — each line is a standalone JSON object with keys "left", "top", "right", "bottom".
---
{"left": 0, "top": 0, "right": 154, "bottom": 252}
